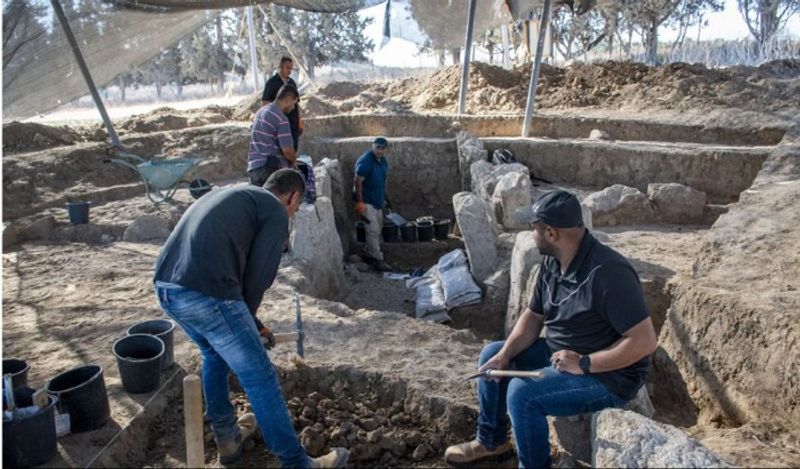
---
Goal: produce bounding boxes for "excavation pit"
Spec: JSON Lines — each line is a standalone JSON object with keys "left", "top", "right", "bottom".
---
{"left": 3, "top": 100, "right": 798, "bottom": 468}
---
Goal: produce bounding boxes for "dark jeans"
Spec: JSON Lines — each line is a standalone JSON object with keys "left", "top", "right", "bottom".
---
{"left": 248, "top": 157, "right": 283, "bottom": 187}
{"left": 477, "top": 340, "right": 627, "bottom": 468}
{"left": 155, "top": 283, "right": 310, "bottom": 468}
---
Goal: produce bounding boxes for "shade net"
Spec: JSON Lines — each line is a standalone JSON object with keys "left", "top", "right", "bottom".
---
{"left": 2, "top": 0, "right": 383, "bottom": 120}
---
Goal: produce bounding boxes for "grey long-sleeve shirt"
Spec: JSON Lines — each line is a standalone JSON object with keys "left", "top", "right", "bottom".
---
{"left": 154, "top": 185, "right": 288, "bottom": 330}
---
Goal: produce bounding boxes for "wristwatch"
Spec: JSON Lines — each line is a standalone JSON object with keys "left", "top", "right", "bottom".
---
{"left": 579, "top": 355, "right": 592, "bottom": 374}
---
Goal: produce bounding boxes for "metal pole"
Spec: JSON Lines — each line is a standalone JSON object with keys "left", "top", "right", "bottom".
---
{"left": 457, "top": 0, "right": 477, "bottom": 114}
{"left": 50, "top": 0, "right": 120, "bottom": 148}
{"left": 501, "top": 23, "right": 511, "bottom": 70}
{"left": 247, "top": 5, "right": 260, "bottom": 93}
{"left": 521, "top": 0, "right": 552, "bottom": 138}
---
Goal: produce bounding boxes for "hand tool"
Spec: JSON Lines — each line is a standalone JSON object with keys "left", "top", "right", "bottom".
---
{"left": 183, "top": 374, "right": 204, "bottom": 468}
{"left": 260, "top": 290, "right": 305, "bottom": 358}
{"left": 464, "top": 369, "right": 546, "bottom": 381}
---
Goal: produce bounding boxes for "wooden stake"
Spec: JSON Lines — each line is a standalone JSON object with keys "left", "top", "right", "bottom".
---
{"left": 183, "top": 374, "right": 204, "bottom": 468}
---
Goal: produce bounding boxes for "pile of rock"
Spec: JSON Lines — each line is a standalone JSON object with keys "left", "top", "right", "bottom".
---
{"left": 582, "top": 182, "right": 709, "bottom": 226}
{"left": 284, "top": 391, "right": 441, "bottom": 465}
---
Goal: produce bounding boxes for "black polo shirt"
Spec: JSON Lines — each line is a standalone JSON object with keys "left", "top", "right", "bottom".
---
{"left": 529, "top": 231, "right": 650, "bottom": 400}
{"left": 262, "top": 73, "right": 300, "bottom": 150}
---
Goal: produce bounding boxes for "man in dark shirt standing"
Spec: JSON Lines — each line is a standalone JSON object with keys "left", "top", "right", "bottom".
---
{"left": 445, "top": 190, "right": 658, "bottom": 468}
{"left": 262, "top": 56, "right": 302, "bottom": 150}
{"left": 154, "top": 170, "right": 348, "bottom": 469}
{"left": 353, "top": 137, "right": 392, "bottom": 271}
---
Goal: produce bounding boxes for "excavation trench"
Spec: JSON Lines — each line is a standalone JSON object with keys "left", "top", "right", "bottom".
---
{"left": 3, "top": 113, "right": 789, "bottom": 468}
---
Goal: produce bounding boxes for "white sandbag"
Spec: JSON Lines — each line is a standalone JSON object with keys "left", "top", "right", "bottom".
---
{"left": 438, "top": 250, "right": 482, "bottom": 309}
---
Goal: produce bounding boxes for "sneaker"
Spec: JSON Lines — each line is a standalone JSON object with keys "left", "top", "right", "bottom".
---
{"left": 216, "top": 413, "right": 259, "bottom": 466}
{"left": 444, "top": 440, "right": 513, "bottom": 466}
{"left": 310, "top": 448, "right": 350, "bottom": 468}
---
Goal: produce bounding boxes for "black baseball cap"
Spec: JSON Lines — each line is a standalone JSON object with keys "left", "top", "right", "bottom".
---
{"left": 373, "top": 137, "right": 389, "bottom": 147}
{"left": 515, "top": 190, "right": 584, "bottom": 228}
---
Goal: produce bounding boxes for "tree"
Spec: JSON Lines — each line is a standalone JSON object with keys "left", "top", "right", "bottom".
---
{"left": 2, "top": 0, "right": 48, "bottom": 88}
{"left": 738, "top": 0, "right": 800, "bottom": 45}
{"left": 251, "top": 5, "right": 374, "bottom": 79}
{"left": 618, "top": 0, "right": 722, "bottom": 64}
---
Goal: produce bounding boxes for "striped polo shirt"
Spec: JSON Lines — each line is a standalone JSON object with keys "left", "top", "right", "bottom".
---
{"left": 247, "top": 103, "right": 294, "bottom": 171}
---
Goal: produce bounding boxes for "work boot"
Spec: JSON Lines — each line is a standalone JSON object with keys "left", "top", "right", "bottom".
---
{"left": 309, "top": 447, "right": 350, "bottom": 468}
{"left": 444, "top": 440, "right": 513, "bottom": 466}
{"left": 216, "top": 413, "right": 258, "bottom": 466}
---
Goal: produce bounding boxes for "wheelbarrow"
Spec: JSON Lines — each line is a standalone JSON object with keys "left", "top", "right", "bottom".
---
{"left": 103, "top": 152, "right": 212, "bottom": 204}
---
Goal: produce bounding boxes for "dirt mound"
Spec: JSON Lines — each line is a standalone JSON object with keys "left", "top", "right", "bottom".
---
{"left": 291, "top": 60, "right": 799, "bottom": 118}
{"left": 116, "top": 105, "right": 232, "bottom": 134}
{"left": 2, "top": 121, "right": 89, "bottom": 153}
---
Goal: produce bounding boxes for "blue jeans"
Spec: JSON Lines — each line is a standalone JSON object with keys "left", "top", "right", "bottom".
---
{"left": 155, "top": 284, "right": 310, "bottom": 468}
{"left": 477, "top": 340, "right": 627, "bottom": 468}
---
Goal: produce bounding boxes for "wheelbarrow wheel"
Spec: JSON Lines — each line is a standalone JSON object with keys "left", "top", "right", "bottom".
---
{"left": 189, "top": 179, "right": 212, "bottom": 200}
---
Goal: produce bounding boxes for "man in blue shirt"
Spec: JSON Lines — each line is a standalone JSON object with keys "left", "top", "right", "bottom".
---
{"left": 354, "top": 137, "right": 392, "bottom": 271}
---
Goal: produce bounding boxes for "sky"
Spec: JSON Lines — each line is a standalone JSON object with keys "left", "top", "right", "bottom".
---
{"left": 359, "top": 0, "right": 800, "bottom": 67}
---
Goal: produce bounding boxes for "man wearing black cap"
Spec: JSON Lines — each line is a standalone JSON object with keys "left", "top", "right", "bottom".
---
{"left": 445, "top": 190, "right": 657, "bottom": 468}
{"left": 353, "top": 137, "right": 392, "bottom": 271}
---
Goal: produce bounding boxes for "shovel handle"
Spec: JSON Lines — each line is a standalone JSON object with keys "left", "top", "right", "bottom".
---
{"left": 485, "top": 369, "right": 546, "bottom": 379}
{"left": 272, "top": 332, "right": 300, "bottom": 344}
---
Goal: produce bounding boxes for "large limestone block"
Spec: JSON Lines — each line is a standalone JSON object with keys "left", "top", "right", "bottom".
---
{"left": 289, "top": 197, "right": 345, "bottom": 299}
{"left": 456, "top": 131, "right": 488, "bottom": 191}
{"left": 316, "top": 158, "right": 350, "bottom": 258}
{"left": 453, "top": 192, "right": 498, "bottom": 283}
{"left": 592, "top": 409, "right": 731, "bottom": 468}
{"left": 583, "top": 184, "right": 654, "bottom": 226}
{"left": 122, "top": 215, "right": 171, "bottom": 242}
{"left": 506, "top": 231, "right": 542, "bottom": 336}
{"left": 553, "top": 385, "right": 654, "bottom": 465}
{"left": 647, "top": 182, "right": 707, "bottom": 224}
{"left": 470, "top": 161, "right": 530, "bottom": 203}
{"left": 492, "top": 172, "right": 533, "bottom": 229}
{"left": 314, "top": 163, "right": 333, "bottom": 200}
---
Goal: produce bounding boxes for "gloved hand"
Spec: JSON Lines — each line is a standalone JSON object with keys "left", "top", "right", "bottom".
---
{"left": 355, "top": 202, "right": 367, "bottom": 216}
{"left": 259, "top": 326, "right": 276, "bottom": 350}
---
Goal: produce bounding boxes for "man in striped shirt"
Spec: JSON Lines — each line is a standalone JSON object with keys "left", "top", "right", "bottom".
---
{"left": 248, "top": 85, "right": 299, "bottom": 187}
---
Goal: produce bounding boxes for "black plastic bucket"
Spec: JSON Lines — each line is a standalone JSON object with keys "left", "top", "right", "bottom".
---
{"left": 46, "top": 364, "right": 110, "bottom": 433}
{"left": 417, "top": 220, "right": 435, "bottom": 242}
{"left": 400, "top": 223, "right": 417, "bottom": 242}
{"left": 2, "top": 358, "right": 30, "bottom": 389}
{"left": 355, "top": 221, "right": 366, "bottom": 243}
{"left": 3, "top": 392, "right": 58, "bottom": 467}
{"left": 113, "top": 334, "right": 164, "bottom": 394}
{"left": 434, "top": 219, "right": 451, "bottom": 240}
{"left": 66, "top": 201, "right": 91, "bottom": 225}
{"left": 126, "top": 319, "right": 175, "bottom": 370}
{"left": 382, "top": 222, "right": 400, "bottom": 243}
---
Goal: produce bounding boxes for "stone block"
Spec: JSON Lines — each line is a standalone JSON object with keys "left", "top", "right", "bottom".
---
{"left": 122, "top": 215, "right": 171, "bottom": 242}
{"left": 647, "top": 182, "right": 707, "bottom": 224}
{"left": 506, "top": 231, "right": 542, "bottom": 336}
{"left": 470, "top": 161, "right": 529, "bottom": 203}
{"left": 492, "top": 172, "right": 533, "bottom": 229}
{"left": 288, "top": 197, "right": 345, "bottom": 299}
{"left": 592, "top": 409, "right": 731, "bottom": 467}
{"left": 453, "top": 192, "right": 498, "bottom": 283}
{"left": 583, "top": 184, "right": 654, "bottom": 226}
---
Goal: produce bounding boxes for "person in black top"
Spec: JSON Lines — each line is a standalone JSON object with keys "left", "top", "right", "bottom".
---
{"left": 262, "top": 56, "right": 301, "bottom": 150}
{"left": 445, "top": 190, "right": 657, "bottom": 468}
{"left": 154, "top": 170, "right": 349, "bottom": 468}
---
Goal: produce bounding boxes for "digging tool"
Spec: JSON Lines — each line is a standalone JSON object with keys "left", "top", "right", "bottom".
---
{"left": 260, "top": 291, "right": 305, "bottom": 358}
{"left": 183, "top": 374, "right": 204, "bottom": 468}
{"left": 464, "top": 369, "right": 546, "bottom": 381}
